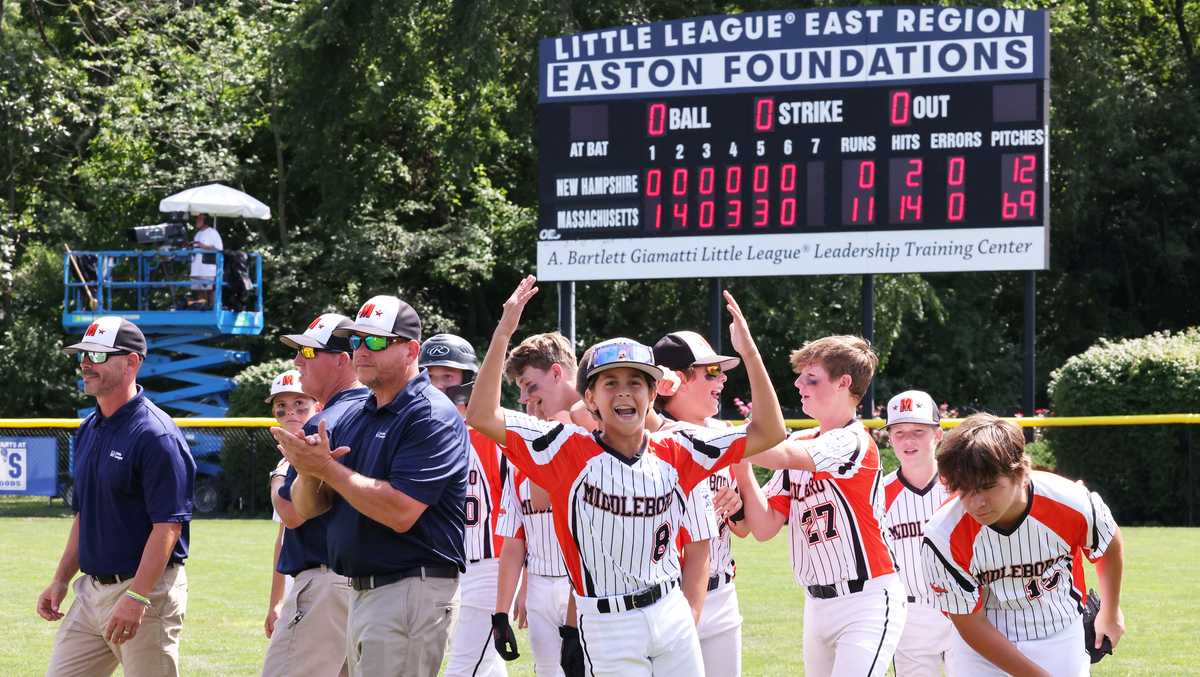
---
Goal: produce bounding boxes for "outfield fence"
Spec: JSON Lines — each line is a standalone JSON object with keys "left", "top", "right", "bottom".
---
{"left": 1, "top": 414, "right": 1196, "bottom": 523}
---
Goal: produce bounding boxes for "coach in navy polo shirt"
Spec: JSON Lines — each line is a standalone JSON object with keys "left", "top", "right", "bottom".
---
{"left": 271, "top": 295, "right": 469, "bottom": 677}
{"left": 39, "top": 316, "right": 195, "bottom": 677}
{"left": 262, "top": 312, "right": 369, "bottom": 677}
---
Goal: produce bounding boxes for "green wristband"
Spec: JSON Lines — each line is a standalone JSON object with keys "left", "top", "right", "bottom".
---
{"left": 125, "top": 590, "right": 152, "bottom": 607}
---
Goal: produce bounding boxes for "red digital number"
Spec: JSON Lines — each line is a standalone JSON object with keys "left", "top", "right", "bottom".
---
{"left": 947, "top": 192, "right": 965, "bottom": 222}
{"left": 646, "top": 169, "right": 662, "bottom": 197}
{"left": 699, "top": 201, "right": 715, "bottom": 229}
{"left": 672, "top": 202, "right": 688, "bottom": 228}
{"left": 647, "top": 103, "right": 666, "bottom": 137}
{"left": 780, "top": 163, "right": 798, "bottom": 192}
{"left": 947, "top": 156, "right": 965, "bottom": 186}
{"left": 946, "top": 156, "right": 966, "bottom": 222}
{"left": 1002, "top": 190, "right": 1037, "bottom": 220}
{"left": 753, "top": 199, "right": 769, "bottom": 227}
{"left": 726, "top": 200, "right": 742, "bottom": 229}
{"left": 780, "top": 198, "right": 797, "bottom": 227}
{"left": 671, "top": 168, "right": 688, "bottom": 197}
{"left": 753, "top": 165, "right": 770, "bottom": 193}
{"left": 725, "top": 166, "right": 742, "bottom": 194}
{"left": 754, "top": 98, "right": 775, "bottom": 132}
{"left": 890, "top": 90, "right": 911, "bottom": 126}
{"left": 698, "top": 167, "right": 715, "bottom": 195}
{"left": 1012, "top": 154, "right": 1037, "bottom": 184}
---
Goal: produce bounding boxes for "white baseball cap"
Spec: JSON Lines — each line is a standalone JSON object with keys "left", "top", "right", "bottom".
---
{"left": 886, "top": 390, "right": 940, "bottom": 427}
{"left": 280, "top": 313, "right": 354, "bottom": 352}
{"left": 265, "top": 369, "right": 308, "bottom": 403}
{"left": 334, "top": 295, "right": 422, "bottom": 340}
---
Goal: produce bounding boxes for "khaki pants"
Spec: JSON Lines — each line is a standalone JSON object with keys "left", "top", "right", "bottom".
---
{"left": 347, "top": 575, "right": 460, "bottom": 677}
{"left": 262, "top": 566, "right": 351, "bottom": 677}
{"left": 46, "top": 565, "right": 187, "bottom": 677}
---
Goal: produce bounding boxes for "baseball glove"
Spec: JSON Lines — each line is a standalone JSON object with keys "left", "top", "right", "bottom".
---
{"left": 559, "top": 625, "right": 585, "bottom": 677}
{"left": 491, "top": 612, "right": 519, "bottom": 661}
{"left": 1081, "top": 588, "right": 1113, "bottom": 664}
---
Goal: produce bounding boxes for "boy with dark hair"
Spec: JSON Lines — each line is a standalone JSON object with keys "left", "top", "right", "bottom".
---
{"left": 741, "top": 335, "right": 905, "bottom": 677}
{"left": 922, "top": 413, "right": 1125, "bottom": 676}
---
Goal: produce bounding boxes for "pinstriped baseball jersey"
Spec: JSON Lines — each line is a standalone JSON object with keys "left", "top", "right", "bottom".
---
{"left": 464, "top": 428, "right": 507, "bottom": 561}
{"left": 676, "top": 474, "right": 719, "bottom": 558}
{"left": 660, "top": 419, "right": 736, "bottom": 580}
{"left": 500, "top": 410, "right": 743, "bottom": 598}
{"left": 921, "top": 470, "right": 1118, "bottom": 641}
{"left": 496, "top": 470, "right": 568, "bottom": 576}
{"left": 882, "top": 469, "right": 951, "bottom": 606}
{"left": 763, "top": 421, "right": 896, "bottom": 587}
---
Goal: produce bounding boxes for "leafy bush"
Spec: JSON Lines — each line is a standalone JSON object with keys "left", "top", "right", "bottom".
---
{"left": 1047, "top": 329, "right": 1200, "bottom": 524}
{"left": 218, "top": 359, "right": 295, "bottom": 514}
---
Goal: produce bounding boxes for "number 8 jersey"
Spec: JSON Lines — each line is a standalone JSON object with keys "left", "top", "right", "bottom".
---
{"left": 500, "top": 410, "right": 741, "bottom": 598}
{"left": 763, "top": 421, "right": 897, "bottom": 590}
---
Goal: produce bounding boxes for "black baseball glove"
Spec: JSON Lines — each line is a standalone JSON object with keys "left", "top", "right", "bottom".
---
{"left": 1081, "top": 589, "right": 1113, "bottom": 664}
{"left": 560, "top": 625, "right": 585, "bottom": 677}
{"left": 491, "top": 612, "right": 519, "bottom": 661}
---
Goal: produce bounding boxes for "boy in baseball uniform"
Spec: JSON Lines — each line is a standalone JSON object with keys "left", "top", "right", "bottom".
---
{"left": 742, "top": 335, "right": 906, "bottom": 677}
{"left": 467, "top": 276, "right": 787, "bottom": 677}
{"left": 921, "top": 414, "right": 1125, "bottom": 676}
{"left": 880, "top": 390, "right": 955, "bottom": 675}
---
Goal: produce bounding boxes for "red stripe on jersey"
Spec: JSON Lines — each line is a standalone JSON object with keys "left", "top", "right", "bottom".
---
{"left": 503, "top": 428, "right": 602, "bottom": 596}
{"left": 469, "top": 427, "right": 506, "bottom": 557}
{"left": 1030, "top": 493, "right": 1090, "bottom": 604}
{"left": 818, "top": 439, "right": 895, "bottom": 578}
{"left": 884, "top": 476, "right": 904, "bottom": 511}
{"left": 769, "top": 494, "right": 790, "bottom": 517}
{"left": 949, "top": 514, "right": 982, "bottom": 579}
{"left": 658, "top": 434, "right": 747, "bottom": 494}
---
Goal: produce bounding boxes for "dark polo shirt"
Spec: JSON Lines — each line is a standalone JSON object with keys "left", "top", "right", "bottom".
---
{"left": 73, "top": 386, "right": 196, "bottom": 576}
{"left": 324, "top": 371, "right": 468, "bottom": 577}
{"left": 275, "top": 386, "right": 371, "bottom": 576}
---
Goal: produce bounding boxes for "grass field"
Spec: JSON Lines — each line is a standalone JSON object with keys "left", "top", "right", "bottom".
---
{"left": 1, "top": 507, "right": 1196, "bottom": 675}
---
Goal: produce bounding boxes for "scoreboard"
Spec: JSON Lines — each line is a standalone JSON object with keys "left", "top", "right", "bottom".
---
{"left": 536, "top": 7, "right": 1049, "bottom": 281}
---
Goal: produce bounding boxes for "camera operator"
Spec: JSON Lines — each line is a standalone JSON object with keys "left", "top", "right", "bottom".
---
{"left": 189, "top": 214, "right": 223, "bottom": 309}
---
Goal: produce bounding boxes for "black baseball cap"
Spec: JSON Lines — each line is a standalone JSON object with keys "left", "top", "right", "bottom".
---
{"left": 653, "top": 331, "right": 740, "bottom": 373}
{"left": 63, "top": 317, "right": 148, "bottom": 357}
{"left": 280, "top": 313, "right": 354, "bottom": 353}
{"left": 334, "top": 295, "right": 422, "bottom": 341}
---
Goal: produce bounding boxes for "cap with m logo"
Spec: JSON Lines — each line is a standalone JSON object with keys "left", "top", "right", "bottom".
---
{"left": 63, "top": 316, "right": 148, "bottom": 357}
{"left": 265, "top": 369, "right": 308, "bottom": 403}
{"left": 886, "top": 390, "right": 939, "bottom": 427}
{"left": 334, "top": 295, "right": 422, "bottom": 341}
{"left": 280, "top": 313, "right": 354, "bottom": 353}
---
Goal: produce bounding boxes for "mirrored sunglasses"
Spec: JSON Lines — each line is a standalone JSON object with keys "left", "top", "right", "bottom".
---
{"left": 349, "top": 334, "right": 402, "bottom": 352}
{"left": 701, "top": 364, "right": 723, "bottom": 379}
{"left": 591, "top": 341, "right": 655, "bottom": 369}
{"left": 76, "top": 350, "right": 131, "bottom": 364}
{"left": 297, "top": 346, "right": 342, "bottom": 360}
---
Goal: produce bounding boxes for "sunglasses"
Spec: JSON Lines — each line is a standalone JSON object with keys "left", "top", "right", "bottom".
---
{"left": 296, "top": 346, "right": 343, "bottom": 360}
{"left": 591, "top": 341, "right": 655, "bottom": 370}
{"left": 701, "top": 364, "right": 723, "bottom": 379}
{"left": 76, "top": 350, "right": 131, "bottom": 364}
{"left": 350, "top": 334, "right": 403, "bottom": 352}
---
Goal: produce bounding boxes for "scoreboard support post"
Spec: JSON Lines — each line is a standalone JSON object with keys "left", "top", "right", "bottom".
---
{"left": 861, "top": 274, "right": 876, "bottom": 418}
{"left": 558, "top": 281, "right": 576, "bottom": 350}
{"left": 1023, "top": 270, "right": 1036, "bottom": 442}
{"left": 708, "top": 278, "right": 724, "bottom": 357}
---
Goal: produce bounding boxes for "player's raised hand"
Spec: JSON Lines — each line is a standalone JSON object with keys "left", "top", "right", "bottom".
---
{"left": 725, "top": 290, "right": 758, "bottom": 357}
{"left": 497, "top": 275, "right": 538, "bottom": 338}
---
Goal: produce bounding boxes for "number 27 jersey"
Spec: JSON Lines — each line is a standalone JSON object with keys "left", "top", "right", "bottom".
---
{"left": 501, "top": 410, "right": 743, "bottom": 598}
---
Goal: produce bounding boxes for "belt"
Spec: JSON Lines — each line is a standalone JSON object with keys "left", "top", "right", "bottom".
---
{"left": 596, "top": 579, "right": 677, "bottom": 614}
{"left": 806, "top": 578, "right": 866, "bottom": 600}
{"left": 349, "top": 564, "right": 459, "bottom": 591}
{"left": 707, "top": 572, "right": 734, "bottom": 592}
{"left": 92, "top": 562, "right": 179, "bottom": 585}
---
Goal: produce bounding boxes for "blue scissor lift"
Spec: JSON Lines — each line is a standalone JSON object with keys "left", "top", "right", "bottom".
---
{"left": 62, "top": 248, "right": 264, "bottom": 416}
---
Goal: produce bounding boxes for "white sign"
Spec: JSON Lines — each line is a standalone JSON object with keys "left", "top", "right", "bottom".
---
{"left": 537, "top": 227, "right": 1045, "bottom": 281}
{"left": 0, "top": 444, "right": 27, "bottom": 491}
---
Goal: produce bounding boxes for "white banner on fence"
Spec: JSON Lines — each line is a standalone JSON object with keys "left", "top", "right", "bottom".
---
{"left": 536, "top": 227, "right": 1045, "bottom": 281}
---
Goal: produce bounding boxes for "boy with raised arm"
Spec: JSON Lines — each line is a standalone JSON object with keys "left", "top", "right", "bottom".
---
{"left": 467, "top": 276, "right": 786, "bottom": 677}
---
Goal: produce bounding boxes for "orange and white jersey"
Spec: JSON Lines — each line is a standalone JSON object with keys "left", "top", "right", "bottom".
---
{"left": 660, "top": 418, "right": 737, "bottom": 580}
{"left": 882, "top": 469, "right": 951, "bottom": 606}
{"left": 921, "top": 470, "right": 1118, "bottom": 641}
{"left": 464, "top": 428, "right": 507, "bottom": 562}
{"left": 501, "top": 410, "right": 742, "bottom": 598}
{"left": 496, "top": 470, "right": 567, "bottom": 577}
{"left": 763, "top": 420, "right": 896, "bottom": 589}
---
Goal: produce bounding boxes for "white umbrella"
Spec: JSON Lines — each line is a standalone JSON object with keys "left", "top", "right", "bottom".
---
{"left": 159, "top": 183, "right": 271, "bottom": 220}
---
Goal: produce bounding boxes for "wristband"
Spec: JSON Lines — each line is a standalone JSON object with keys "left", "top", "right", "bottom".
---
{"left": 728, "top": 506, "right": 746, "bottom": 523}
{"left": 125, "top": 590, "right": 152, "bottom": 608}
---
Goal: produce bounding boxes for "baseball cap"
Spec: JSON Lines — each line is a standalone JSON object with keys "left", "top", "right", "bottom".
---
{"left": 63, "top": 316, "right": 148, "bottom": 357}
{"left": 280, "top": 313, "right": 354, "bottom": 353}
{"left": 585, "top": 338, "right": 663, "bottom": 382}
{"left": 264, "top": 369, "right": 308, "bottom": 403}
{"left": 886, "top": 390, "right": 941, "bottom": 427}
{"left": 334, "top": 295, "right": 422, "bottom": 341}
{"left": 653, "top": 331, "right": 741, "bottom": 373}
{"left": 420, "top": 334, "right": 479, "bottom": 374}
